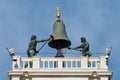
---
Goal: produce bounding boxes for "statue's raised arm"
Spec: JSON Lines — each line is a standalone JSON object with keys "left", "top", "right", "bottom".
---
{"left": 37, "top": 38, "right": 49, "bottom": 43}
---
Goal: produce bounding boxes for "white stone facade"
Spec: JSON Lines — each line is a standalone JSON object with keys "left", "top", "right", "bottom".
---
{"left": 8, "top": 55, "right": 112, "bottom": 80}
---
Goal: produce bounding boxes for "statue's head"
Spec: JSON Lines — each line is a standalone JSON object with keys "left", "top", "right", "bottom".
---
{"left": 81, "top": 36, "right": 86, "bottom": 42}
{"left": 31, "top": 35, "right": 36, "bottom": 40}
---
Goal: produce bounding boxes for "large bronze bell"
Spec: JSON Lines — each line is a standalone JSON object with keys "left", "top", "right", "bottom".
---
{"left": 48, "top": 7, "right": 71, "bottom": 57}
{"left": 48, "top": 19, "right": 71, "bottom": 49}
{"left": 48, "top": 10, "right": 72, "bottom": 57}
{"left": 48, "top": 19, "right": 71, "bottom": 57}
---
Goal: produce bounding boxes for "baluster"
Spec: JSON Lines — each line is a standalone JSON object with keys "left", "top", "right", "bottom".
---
{"left": 28, "top": 61, "right": 30, "bottom": 69}
{"left": 76, "top": 61, "right": 77, "bottom": 68}
{"left": 23, "top": 61, "right": 25, "bottom": 69}
{"left": 43, "top": 61, "right": 45, "bottom": 69}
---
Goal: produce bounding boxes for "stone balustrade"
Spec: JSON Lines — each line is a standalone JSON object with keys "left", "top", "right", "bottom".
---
{"left": 12, "top": 56, "right": 108, "bottom": 71}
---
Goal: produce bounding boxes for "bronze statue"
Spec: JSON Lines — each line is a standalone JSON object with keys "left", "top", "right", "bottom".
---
{"left": 68, "top": 36, "right": 91, "bottom": 57}
{"left": 27, "top": 35, "right": 49, "bottom": 57}
{"left": 25, "top": 35, "right": 49, "bottom": 68}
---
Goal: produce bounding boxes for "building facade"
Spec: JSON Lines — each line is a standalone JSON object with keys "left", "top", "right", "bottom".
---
{"left": 8, "top": 48, "right": 112, "bottom": 80}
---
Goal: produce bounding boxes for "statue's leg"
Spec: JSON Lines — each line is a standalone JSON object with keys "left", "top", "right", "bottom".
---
{"left": 29, "top": 50, "right": 35, "bottom": 68}
{"left": 25, "top": 63, "right": 28, "bottom": 68}
{"left": 29, "top": 61, "right": 33, "bottom": 68}
{"left": 86, "top": 51, "right": 91, "bottom": 57}
{"left": 82, "top": 52, "right": 86, "bottom": 56}
{"left": 29, "top": 50, "right": 35, "bottom": 57}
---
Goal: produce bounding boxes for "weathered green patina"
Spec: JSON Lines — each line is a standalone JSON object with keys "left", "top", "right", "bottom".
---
{"left": 27, "top": 35, "right": 48, "bottom": 57}
{"left": 68, "top": 36, "right": 91, "bottom": 57}
{"left": 25, "top": 35, "right": 49, "bottom": 68}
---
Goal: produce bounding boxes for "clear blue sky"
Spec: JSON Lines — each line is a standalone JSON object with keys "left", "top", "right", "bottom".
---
{"left": 0, "top": 0, "right": 119, "bottom": 80}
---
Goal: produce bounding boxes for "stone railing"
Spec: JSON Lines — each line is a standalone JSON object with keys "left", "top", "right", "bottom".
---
{"left": 12, "top": 56, "right": 109, "bottom": 71}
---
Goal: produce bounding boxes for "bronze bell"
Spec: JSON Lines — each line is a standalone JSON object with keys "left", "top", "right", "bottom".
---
{"left": 48, "top": 20, "right": 71, "bottom": 49}
{"left": 48, "top": 7, "right": 71, "bottom": 57}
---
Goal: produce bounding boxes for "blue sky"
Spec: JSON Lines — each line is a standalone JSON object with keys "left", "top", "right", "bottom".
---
{"left": 0, "top": 0, "right": 120, "bottom": 80}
